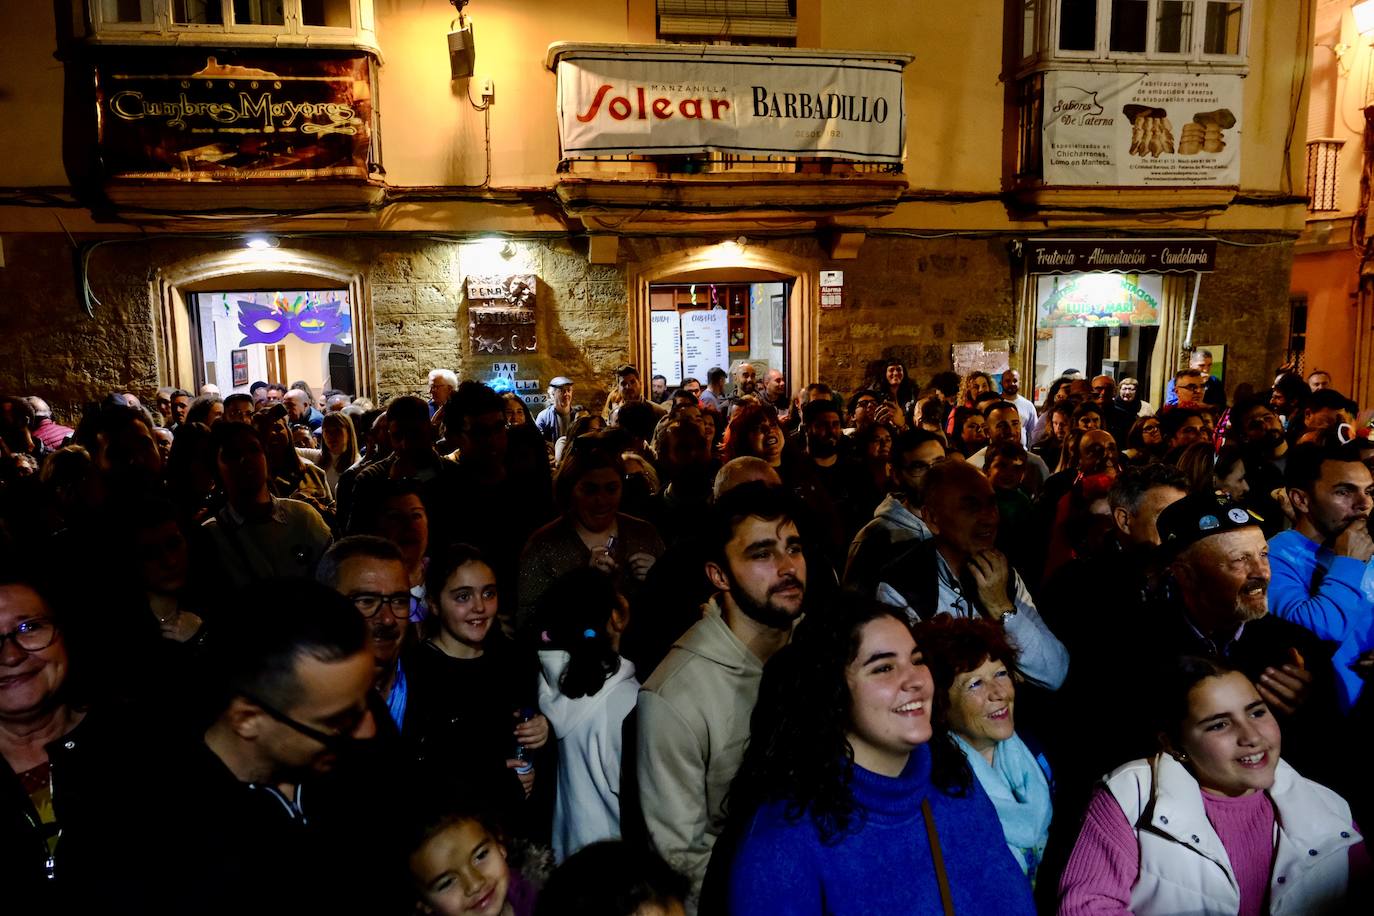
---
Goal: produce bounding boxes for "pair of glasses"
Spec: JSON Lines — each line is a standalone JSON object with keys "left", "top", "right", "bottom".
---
{"left": 348, "top": 593, "right": 413, "bottom": 619}
{"left": 1178, "top": 384, "right": 1204, "bottom": 392}
{"left": 241, "top": 692, "right": 364, "bottom": 750}
{"left": 0, "top": 619, "right": 57, "bottom": 653}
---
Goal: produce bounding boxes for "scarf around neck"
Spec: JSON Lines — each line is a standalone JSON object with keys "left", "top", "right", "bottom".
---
{"left": 952, "top": 731, "right": 1052, "bottom": 881}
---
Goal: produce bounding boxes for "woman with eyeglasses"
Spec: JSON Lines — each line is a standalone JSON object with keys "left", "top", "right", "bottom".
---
{"left": 0, "top": 571, "right": 116, "bottom": 904}
{"left": 1123, "top": 416, "right": 1167, "bottom": 466}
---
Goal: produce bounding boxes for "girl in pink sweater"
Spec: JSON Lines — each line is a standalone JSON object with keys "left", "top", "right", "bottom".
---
{"left": 1058, "top": 657, "right": 1366, "bottom": 915}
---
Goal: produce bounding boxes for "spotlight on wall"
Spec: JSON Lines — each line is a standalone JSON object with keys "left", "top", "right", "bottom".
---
{"left": 448, "top": 1, "right": 476, "bottom": 80}
{"left": 1356, "top": 0, "right": 1374, "bottom": 38}
{"left": 245, "top": 235, "right": 277, "bottom": 250}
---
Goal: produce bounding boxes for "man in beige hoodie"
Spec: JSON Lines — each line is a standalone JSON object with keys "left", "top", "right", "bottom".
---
{"left": 636, "top": 482, "right": 807, "bottom": 912}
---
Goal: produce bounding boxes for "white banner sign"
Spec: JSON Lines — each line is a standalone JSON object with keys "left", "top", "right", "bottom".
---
{"left": 1042, "top": 71, "right": 1241, "bottom": 186}
{"left": 680, "top": 309, "right": 730, "bottom": 383}
{"left": 650, "top": 311, "right": 683, "bottom": 386}
{"left": 557, "top": 52, "right": 905, "bottom": 162}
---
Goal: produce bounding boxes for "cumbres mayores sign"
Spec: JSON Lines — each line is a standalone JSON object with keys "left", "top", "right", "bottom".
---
{"left": 552, "top": 44, "right": 909, "bottom": 163}
{"left": 94, "top": 51, "right": 374, "bottom": 182}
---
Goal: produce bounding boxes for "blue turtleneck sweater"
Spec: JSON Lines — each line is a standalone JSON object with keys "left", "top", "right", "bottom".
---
{"left": 727, "top": 744, "right": 1036, "bottom": 915}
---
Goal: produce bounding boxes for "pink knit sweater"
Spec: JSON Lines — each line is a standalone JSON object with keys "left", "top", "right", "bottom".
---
{"left": 1059, "top": 786, "right": 1276, "bottom": 916}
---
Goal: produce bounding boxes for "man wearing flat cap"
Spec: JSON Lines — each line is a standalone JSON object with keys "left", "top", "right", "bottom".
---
{"left": 535, "top": 376, "right": 575, "bottom": 443}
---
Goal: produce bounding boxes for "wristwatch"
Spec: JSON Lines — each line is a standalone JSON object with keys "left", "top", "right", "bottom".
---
{"left": 995, "top": 606, "right": 1018, "bottom": 624}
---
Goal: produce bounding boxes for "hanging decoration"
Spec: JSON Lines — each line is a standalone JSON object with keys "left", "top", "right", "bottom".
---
{"left": 237, "top": 291, "right": 351, "bottom": 345}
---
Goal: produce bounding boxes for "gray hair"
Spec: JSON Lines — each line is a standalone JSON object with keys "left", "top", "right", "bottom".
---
{"left": 428, "top": 369, "right": 458, "bottom": 387}
{"left": 315, "top": 535, "right": 405, "bottom": 589}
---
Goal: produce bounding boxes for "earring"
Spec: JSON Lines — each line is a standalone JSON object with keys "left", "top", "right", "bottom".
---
{"left": 1174, "top": 752, "right": 1189, "bottom": 762}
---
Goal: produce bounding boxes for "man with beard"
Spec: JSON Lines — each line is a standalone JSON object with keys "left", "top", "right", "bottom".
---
{"left": 762, "top": 367, "right": 790, "bottom": 425}
{"left": 789, "top": 397, "right": 861, "bottom": 570}
{"left": 1268, "top": 442, "right": 1374, "bottom": 712}
{"left": 844, "top": 428, "right": 945, "bottom": 592}
{"left": 635, "top": 483, "right": 806, "bottom": 912}
{"left": 875, "top": 460, "right": 1068, "bottom": 690}
{"left": 719, "top": 362, "right": 759, "bottom": 420}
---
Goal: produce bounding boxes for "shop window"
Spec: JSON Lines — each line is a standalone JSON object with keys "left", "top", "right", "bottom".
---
{"left": 87, "top": 0, "right": 370, "bottom": 45}
{"left": 657, "top": 0, "right": 797, "bottom": 46}
{"left": 1024, "top": 0, "right": 1249, "bottom": 67}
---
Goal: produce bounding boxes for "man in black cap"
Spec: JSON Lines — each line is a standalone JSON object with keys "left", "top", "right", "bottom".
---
{"left": 535, "top": 375, "right": 575, "bottom": 443}
{"left": 1093, "top": 494, "right": 1330, "bottom": 791}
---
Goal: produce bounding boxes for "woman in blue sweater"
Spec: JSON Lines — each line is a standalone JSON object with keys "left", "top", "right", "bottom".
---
{"left": 724, "top": 595, "right": 1036, "bottom": 915}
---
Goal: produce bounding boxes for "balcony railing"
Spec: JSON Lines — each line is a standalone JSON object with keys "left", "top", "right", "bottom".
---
{"left": 1306, "top": 138, "right": 1345, "bottom": 213}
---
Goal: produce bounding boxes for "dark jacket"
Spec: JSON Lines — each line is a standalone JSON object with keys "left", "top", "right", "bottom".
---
{"left": 0, "top": 706, "right": 132, "bottom": 912}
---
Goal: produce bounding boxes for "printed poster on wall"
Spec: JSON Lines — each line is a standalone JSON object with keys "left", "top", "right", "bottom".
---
{"left": 651, "top": 311, "right": 683, "bottom": 386}
{"left": 1042, "top": 71, "right": 1241, "bottom": 186}
{"left": 556, "top": 48, "right": 906, "bottom": 163}
{"left": 680, "top": 309, "right": 730, "bottom": 383}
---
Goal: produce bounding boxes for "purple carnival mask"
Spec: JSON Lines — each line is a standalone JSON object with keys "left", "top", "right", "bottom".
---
{"left": 237, "top": 295, "right": 350, "bottom": 346}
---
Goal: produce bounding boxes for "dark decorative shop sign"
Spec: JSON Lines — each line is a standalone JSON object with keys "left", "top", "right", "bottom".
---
{"left": 467, "top": 276, "right": 538, "bottom": 355}
{"left": 1025, "top": 238, "right": 1217, "bottom": 274}
{"left": 94, "top": 51, "right": 373, "bottom": 182}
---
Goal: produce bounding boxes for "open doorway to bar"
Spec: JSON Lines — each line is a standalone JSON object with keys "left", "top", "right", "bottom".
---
{"left": 188, "top": 288, "right": 356, "bottom": 396}
{"left": 647, "top": 280, "right": 789, "bottom": 396}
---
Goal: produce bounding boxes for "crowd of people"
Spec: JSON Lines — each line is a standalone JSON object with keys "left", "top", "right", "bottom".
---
{"left": 0, "top": 353, "right": 1371, "bottom": 914}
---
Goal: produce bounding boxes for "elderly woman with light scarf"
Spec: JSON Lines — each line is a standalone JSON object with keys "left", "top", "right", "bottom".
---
{"left": 916, "top": 614, "right": 1054, "bottom": 886}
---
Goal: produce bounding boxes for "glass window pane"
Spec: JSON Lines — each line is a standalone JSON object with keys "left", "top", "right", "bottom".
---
{"left": 1023, "top": 1, "right": 1038, "bottom": 58}
{"left": 1204, "top": 1, "right": 1244, "bottom": 55}
{"left": 1058, "top": 0, "right": 1098, "bottom": 51}
{"left": 172, "top": 0, "right": 225, "bottom": 24}
{"left": 233, "top": 0, "right": 285, "bottom": 26}
{"left": 1109, "top": 0, "right": 1148, "bottom": 53}
{"left": 103, "top": 0, "right": 154, "bottom": 22}
{"left": 1155, "top": 0, "right": 1192, "bottom": 53}
{"left": 301, "top": 0, "right": 352, "bottom": 28}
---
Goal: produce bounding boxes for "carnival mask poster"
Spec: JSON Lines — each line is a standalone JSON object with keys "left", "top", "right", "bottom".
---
{"left": 93, "top": 50, "right": 374, "bottom": 182}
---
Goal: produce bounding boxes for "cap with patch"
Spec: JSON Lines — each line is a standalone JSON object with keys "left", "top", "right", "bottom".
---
{"left": 1156, "top": 492, "right": 1263, "bottom": 555}
{"left": 549, "top": 376, "right": 573, "bottom": 388}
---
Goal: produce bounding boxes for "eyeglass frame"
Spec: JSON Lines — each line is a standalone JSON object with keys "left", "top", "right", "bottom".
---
{"left": 0, "top": 618, "right": 58, "bottom": 654}
{"left": 346, "top": 592, "right": 413, "bottom": 619}
{"left": 239, "top": 691, "right": 367, "bottom": 751}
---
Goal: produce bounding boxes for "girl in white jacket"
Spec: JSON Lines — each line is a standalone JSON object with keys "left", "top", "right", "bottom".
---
{"left": 536, "top": 567, "right": 640, "bottom": 863}
{"left": 1059, "top": 656, "right": 1366, "bottom": 916}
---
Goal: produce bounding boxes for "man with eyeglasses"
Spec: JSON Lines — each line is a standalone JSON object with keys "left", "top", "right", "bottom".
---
{"left": 844, "top": 429, "right": 946, "bottom": 593}
{"left": 317, "top": 536, "right": 413, "bottom": 731}
{"left": 63, "top": 578, "right": 384, "bottom": 914}
{"left": 1171, "top": 367, "right": 1207, "bottom": 408}
{"left": 1165, "top": 349, "right": 1226, "bottom": 408}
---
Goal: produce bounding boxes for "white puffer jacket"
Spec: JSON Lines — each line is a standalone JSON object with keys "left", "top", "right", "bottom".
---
{"left": 1104, "top": 754, "right": 1361, "bottom": 916}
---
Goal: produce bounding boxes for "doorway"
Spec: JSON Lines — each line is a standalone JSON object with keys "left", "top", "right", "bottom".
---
{"left": 1030, "top": 272, "right": 1164, "bottom": 402}
{"left": 190, "top": 288, "right": 355, "bottom": 395}
{"left": 647, "top": 280, "right": 789, "bottom": 391}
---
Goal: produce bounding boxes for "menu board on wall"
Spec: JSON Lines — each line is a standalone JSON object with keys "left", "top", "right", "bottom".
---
{"left": 1042, "top": 71, "right": 1241, "bottom": 186}
{"left": 650, "top": 311, "right": 683, "bottom": 385}
{"left": 680, "top": 309, "right": 730, "bottom": 383}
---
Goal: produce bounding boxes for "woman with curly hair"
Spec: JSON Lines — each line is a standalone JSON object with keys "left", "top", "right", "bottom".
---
{"left": 1122, "top": 415, "right": 1166, "bottom": 465}
{"left": 720, "top": 400, "right": 784, "bottom": 469}
{"left": 948, "top": 405, "right": 989, "bottom": 458}
{"left": 724, "top": 594, "right": 1036, "bottom": 915}
{"left": 917, "top": 616, "right": 1053, "bottom": 886}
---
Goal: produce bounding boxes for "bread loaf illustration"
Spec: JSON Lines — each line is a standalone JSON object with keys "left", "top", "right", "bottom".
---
{"left": 1177, "top": 109, "right": 1235, "bottom": 156}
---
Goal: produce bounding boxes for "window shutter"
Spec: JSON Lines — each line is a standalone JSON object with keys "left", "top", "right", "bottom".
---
{"left": 657, "top": 0, "right": 798, "bottom": 40}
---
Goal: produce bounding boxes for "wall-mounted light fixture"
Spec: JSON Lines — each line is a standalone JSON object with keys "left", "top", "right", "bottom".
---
{"left": 245, "top": 235, "right": 278, "bottom": 250}
{"left": 448, "top": 0, "right": 476, "bottom": 80}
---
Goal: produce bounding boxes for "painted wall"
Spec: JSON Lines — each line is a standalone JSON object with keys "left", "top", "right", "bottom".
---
{"left": 1290, "top": 247, "right": 1360, "bottom": 391}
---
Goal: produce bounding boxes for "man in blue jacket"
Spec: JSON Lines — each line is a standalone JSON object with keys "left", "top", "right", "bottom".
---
{"left": 1268, "top": 442, "right": 1374, "bottom": 712}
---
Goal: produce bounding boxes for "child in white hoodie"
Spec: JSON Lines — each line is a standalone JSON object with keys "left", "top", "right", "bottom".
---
{"left": 536, "top": 568, "right": 640, "bottom": 863}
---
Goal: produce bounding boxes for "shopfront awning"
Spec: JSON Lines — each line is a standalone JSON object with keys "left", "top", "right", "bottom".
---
{"left": 1024, "top": 238, "right": 1217, "bottom": 274}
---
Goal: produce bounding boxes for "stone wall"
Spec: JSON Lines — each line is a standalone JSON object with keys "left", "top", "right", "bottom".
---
{"left": 0, "top": 229, "right": 1295, "bottom": 425}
